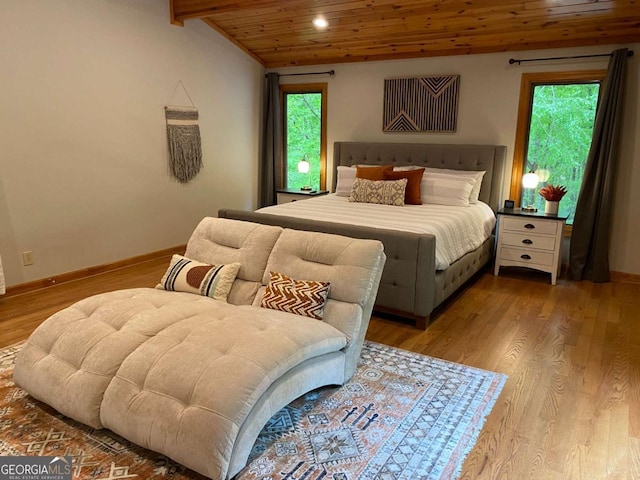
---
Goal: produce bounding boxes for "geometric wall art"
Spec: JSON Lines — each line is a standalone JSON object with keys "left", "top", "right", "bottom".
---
{"left": 383, "top": 75, "right": 460, "bottom": 133}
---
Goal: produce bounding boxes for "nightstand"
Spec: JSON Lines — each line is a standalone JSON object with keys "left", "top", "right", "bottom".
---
{"left": 276, "top": 188, "right": 329, "bottom": 204}
{"left": 494, "top": 208, "right": 568, "bottom": 285}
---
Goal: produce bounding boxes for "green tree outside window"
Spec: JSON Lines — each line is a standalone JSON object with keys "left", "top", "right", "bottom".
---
{"left": 524, "top": 83, "right": 600, "bottom": 223}
{"left": 285, "top": 93, "right": 322, "bottom": 190}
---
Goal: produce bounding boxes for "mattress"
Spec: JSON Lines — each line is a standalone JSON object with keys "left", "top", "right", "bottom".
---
{"left": 257, "top": 194, "right": 496, "bottom": 270}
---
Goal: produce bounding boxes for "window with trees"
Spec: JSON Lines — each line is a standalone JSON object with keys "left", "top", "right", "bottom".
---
{"left": 280, "top": 83, "right": 327, "bottom": 191}
{"left": 511, "top": 71, "right": 605, "bottom": 226}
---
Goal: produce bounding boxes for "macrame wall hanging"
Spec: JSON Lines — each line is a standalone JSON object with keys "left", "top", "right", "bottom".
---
{"left": 165, "top": 81, "right": 202, "bottom": 184}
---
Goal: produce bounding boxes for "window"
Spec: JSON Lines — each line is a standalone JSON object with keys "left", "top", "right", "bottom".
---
{"left": 510, "top": 71, "right": 605, "bottom": 226}
{"left": 280, "top": 83, "right": 327, "bottom": 191}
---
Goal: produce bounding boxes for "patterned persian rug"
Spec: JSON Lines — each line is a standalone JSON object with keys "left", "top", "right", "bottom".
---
{"left": 0, "top": 341, "right": 506, "bottom": 480}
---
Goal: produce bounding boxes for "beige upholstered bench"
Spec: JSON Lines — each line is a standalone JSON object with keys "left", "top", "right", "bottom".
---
{"left": 13, "top": 218, "right": 385, "bottom": 479}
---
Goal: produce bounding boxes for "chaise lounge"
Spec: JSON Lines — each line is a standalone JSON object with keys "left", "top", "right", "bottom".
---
{"left": 13, "top": 218, "right": 386, "bottom": 479}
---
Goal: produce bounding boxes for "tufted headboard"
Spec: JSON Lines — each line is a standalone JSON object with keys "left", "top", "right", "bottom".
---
{"left": 333, "top": 142, "right": 507, "bottom": 211}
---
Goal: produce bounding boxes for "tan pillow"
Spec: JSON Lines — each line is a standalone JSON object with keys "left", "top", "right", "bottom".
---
{"left": 383, "top": 168, "right": 425, "bottom": 205}
{"left": 261, "top": 271, "right": 331, "bottom": 320}
{"left": 349, "top": 177, "right": 407, "bottom": 206}
{"left": 156, "top": 254, "right": 240, "bottom": 302}
{"left": 356, "top": 164, "right": 393, "bottom": 180}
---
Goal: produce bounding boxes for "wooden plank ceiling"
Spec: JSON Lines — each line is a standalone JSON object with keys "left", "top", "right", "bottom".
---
{"left": 170, "top": 0, "right": 640, "bottom": 68}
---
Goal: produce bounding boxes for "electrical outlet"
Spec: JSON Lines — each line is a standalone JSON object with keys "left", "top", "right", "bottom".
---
{"left": 22, "top": 251, "right": 34, "bottom": 266}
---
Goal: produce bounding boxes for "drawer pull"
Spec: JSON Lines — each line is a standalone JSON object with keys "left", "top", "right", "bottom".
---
{"left": 520, "top": 254, "right": 532, "bottom": 260}
{"left": 524, "top": 223, "right": 535, "bottom": 229}
{"left": 522, "top": 239, "right": 533, "bottom": 245}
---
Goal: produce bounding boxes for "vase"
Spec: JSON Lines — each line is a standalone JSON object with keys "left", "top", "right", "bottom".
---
{"left": 544, "top": 200, "right": 559, "bottom": 215}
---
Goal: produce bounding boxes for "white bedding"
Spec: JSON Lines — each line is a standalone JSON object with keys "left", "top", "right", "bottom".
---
{"left": 257, "top": 194, "right": 496, "bottom": 270}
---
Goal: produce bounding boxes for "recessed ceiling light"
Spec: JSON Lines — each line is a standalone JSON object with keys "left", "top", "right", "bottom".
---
{"left": 312, "top": 16, "right": 329, "bottom": 29}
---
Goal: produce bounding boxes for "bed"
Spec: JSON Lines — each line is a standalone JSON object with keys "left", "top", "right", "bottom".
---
{"left": 219, "top": 141, "right": 506, "bottom": 329}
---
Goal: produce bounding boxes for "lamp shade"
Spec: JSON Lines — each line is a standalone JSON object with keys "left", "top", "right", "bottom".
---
{"left": 522, "top": 171, "right": 540, "bottom": 189}
{"left": 536, "top": 168, "right": 550, "bottom": 183}
{"left": 297, "top": 159, "right": 310, "bottom": 174}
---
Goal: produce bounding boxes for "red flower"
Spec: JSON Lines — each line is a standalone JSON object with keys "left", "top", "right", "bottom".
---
{"left": 539, "top": 184, "right": 567, "bottom": 201}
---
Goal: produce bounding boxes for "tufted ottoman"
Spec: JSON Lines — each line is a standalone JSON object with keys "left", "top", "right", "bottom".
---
{"left": 14, "top": 218, "right": 386, "bottom": 479}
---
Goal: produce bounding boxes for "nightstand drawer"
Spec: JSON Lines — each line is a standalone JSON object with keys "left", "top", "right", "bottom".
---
{"left": 276, "top": 189, "right": 329, "bottom": 205}
{"left": 502, "top": 217, "right": 558, "bottom": 235}
{"left": 500, "top": 247, "right": 555, "bottom": 266}
{"left": 500, "top": 232, "right": 556, "bottom": 251}
{"left": 277, "top": 193, "right": 303, "bottom": 204}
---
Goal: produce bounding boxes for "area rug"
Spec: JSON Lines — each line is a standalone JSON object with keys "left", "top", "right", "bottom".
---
{"left": 0, "top": 341, "right": 506, "bottom": 480}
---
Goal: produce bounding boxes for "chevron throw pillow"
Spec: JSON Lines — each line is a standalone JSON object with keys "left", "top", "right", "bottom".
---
{"left": 156, "top": 254, "right": 240, "bottom": 302}
{"left": 261, "top": 271, "right": 331, "bottom": 320}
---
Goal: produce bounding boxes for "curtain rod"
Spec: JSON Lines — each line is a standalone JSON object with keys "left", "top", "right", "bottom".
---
{"left": 265, "top": 70, "right": 335, "bottom": 78}
{"left": 509, "top": 50, "right": 633, "bottom": 65}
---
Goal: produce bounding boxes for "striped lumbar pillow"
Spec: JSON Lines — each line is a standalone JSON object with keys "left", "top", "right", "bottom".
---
{"left": 260, "top": 271, "right": 331, "bottom": 320}
{"left": 157, "top": 254, "right": 240, "bottom": 302}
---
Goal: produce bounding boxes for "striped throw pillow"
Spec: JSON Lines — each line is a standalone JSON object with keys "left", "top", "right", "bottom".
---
{"left": 423, "top": 167, "right": 486, "bottom": 203}
{"left": 335, "top": 166, "right": 357, "bottom": 196}
{"left": 156, "top": 254, "right": 240, "bottom": 302}
{"left": 261, "top": 271, "right": 331, "bottom": 320}
{"left": 420, "top": 172, "right": 477, "bottom": 206}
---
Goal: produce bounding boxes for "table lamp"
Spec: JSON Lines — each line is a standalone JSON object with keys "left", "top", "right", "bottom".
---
{"left": 298, "top": 157, "right": 312, "bottom": 191}
{"left": 522, "top": 170, "right": 539, "bottom": 212}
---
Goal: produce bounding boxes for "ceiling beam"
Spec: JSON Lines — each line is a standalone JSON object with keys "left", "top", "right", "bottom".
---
{"left": 169, "top": 0, "right": 184, "bottom": 26}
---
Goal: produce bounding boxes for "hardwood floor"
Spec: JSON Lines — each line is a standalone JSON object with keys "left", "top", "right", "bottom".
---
{"left": 1, "top": 261, "right": 639, "bottom": 479}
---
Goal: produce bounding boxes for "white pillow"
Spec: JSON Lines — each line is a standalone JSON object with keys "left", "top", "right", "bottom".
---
{"left": 393, "top": 165, "right": 422, "bottom": 171}
{"left": 335, "top": 166, "right": 356, "bottom": 196}
{"left": 421, "top": 172, "right": 477, "bottom": 207}
{"left": 424, "top": 167, "right": 486, "bottom": 203}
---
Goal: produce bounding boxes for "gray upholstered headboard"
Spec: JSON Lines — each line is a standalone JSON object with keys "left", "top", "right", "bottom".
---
{"left": 333, "top": 142, "right": 507, "bottom": 211}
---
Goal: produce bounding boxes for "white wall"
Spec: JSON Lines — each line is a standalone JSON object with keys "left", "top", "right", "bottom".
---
{"left": 0, "top": 0, "right": 263, "bottom": 287}
{"left": 275, "top": 44, "right": 640, "bottom": 275}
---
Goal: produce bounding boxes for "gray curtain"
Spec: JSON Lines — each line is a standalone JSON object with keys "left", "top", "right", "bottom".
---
{"left": 258, "top": 73, "right": 282, "bottom": 208}
{"left": 569, "top": 48, "right": 629, "bottom": 282}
